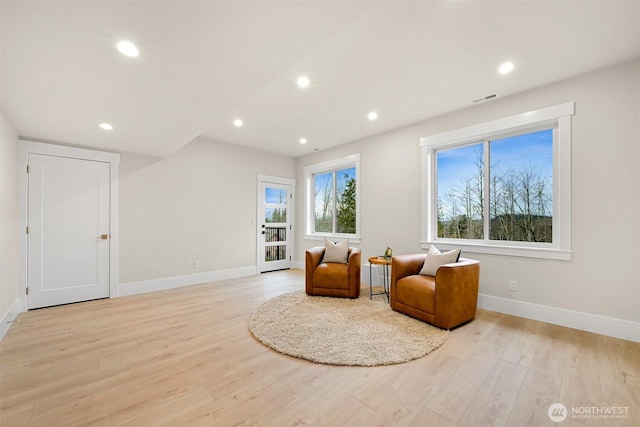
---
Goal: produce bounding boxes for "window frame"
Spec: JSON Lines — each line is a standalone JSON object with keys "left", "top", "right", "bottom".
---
{"left": 304, "top": 154, "right": 361, "bottom": 242}
{"left": 420, "top": 102, "right": 574, "bottom": 260}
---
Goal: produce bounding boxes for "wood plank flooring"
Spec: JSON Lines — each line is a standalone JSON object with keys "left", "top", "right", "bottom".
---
{"left": 1, "top": 269, "right": 638, "bottom": 426}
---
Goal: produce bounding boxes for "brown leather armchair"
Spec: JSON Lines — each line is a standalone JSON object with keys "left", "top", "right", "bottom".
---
{"left": 390, "top": 254, "right": 479, "bottom": 329}
{"left": 305, "top": 246, "right": 361, "bottom": 298}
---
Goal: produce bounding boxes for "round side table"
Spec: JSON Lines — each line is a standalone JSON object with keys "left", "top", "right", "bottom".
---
{"left": 368, "top": 256, "right": 392, "bottom": 302}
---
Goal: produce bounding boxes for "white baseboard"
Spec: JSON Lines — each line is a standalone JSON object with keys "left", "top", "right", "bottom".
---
{"left": 1, "top": 298, "right": 19, "bottom": 341}
{"left": 478, "top": 294, "right": 640, "bottom": 343}
{"left": 119, "top": 265, "right": 258, "bottom": 297}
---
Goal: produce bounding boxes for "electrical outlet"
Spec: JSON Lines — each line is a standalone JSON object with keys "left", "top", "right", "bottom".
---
{"left": 509, "top": 280, "right": 518, "bottom": 291}
{"left": 193, "top": 260, "right": 200, "bottom": 269}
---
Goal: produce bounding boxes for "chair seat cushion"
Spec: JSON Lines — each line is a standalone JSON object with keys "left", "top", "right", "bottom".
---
{"left": 396, "top": 275, "right": 436, "bottom": 314}
{"left": 313, "top": 263, "right": 349, "bottom": 289}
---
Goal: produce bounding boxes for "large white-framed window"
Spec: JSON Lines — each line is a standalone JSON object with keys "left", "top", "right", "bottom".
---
{"left": 304, "top": 154, "right": 360, "bottom": 242}
{"left": 421, "top": 102, "right": 574, "bottom": 260}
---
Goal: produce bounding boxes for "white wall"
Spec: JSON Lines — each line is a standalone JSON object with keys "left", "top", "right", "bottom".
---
{"left": 296, "top": 60, "right": 639, "bottom": 333}
{"left": 119, "top": 136, "right": 296, "bottom": 285}
{"left": 0, "top": 110, "right": 20, "bottom": 336}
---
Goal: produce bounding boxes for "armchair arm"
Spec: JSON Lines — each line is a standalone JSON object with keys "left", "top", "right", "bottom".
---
{"left": 433, "top": 259, "right": 480, "bottom": 329}
{"left": 391, "top": 254, "right": 427, "bottom": 285}
{"left": 347, "top": 247, "right": 361, "bottom": 285}
{"left": 391, "top": 254, "right": 427, "bottom": 302}
{"left": 347, "top": 247, "right": 361, "bottom": 264}
{"left": 305, "top": 246, "right": 325, "bottom": 294}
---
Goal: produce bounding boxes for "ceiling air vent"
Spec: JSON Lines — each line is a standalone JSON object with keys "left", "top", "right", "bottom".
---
{"left": 472, "top": 93, "right": 499, "bottom": 104}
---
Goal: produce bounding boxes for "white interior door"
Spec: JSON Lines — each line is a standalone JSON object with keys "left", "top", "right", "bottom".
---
{"left": 258, "top": 181, "right": 292, "bottom": 272}
{"left": 27, "top": 153, "right": 111, "bottom": 309}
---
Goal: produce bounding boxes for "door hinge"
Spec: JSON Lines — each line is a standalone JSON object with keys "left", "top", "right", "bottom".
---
{"left": 26, "top": 226, "right": 29, "bottom": 234}
{"left": 289, "top": 225, "right": 292, "bottom": 230}
{"left": 26, "top": 287, "right": 29, "bottom": 295}
{"left": 26, "top": 165, "right": 29, "bottom": 173}
{"left": 290, "top": 193, "right": 292, "bottom": 199}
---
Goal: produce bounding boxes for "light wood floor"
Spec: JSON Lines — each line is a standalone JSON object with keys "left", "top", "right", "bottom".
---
{"left": 1, "top": 270, "right": 638, "bottom": 427}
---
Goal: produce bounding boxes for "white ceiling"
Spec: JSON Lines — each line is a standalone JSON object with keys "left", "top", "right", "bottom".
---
{"left": 2, "top": 1, "right": 639, "bottom": 158}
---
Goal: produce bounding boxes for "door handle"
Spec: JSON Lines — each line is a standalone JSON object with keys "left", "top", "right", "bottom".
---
{"left": 98, "top": 234, "right": 108, "bottom": 240}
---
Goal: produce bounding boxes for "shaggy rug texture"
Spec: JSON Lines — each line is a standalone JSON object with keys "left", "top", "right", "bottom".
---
{"left": 248, "top": 290, "right": 448, "bottom": 366}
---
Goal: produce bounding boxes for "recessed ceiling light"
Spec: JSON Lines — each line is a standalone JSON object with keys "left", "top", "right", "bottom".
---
{"left": 233, "top": 119, "right": 243, "bottom": 127}
{"left": 499, "top": 62, "right": 514, "bottom": 74}
{"left": 116, "top": 41, "right": 139, "bottom": 57}
{"left": 368, "top": 111, "right": 378, "bottom": 121}
{"left": 99, "top": 123, "right": 113, "bottom": 130}
{"left": 299, "top": 138, "right": 307, "bottom": 144}
{"left": 296, "top": 76, "right": 310, "bottom": 88}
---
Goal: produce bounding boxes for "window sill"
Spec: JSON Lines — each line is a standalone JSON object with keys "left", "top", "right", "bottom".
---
{"left": 306, "top": 234, "right": 361, "bottom": 244}
{"left": 421, "top": 240, "right": 572, "bottom": 261}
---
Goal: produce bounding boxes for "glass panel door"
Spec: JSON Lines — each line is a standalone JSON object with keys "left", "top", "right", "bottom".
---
{"left": 259, "top": 182, "right": 291, "bottom": 272}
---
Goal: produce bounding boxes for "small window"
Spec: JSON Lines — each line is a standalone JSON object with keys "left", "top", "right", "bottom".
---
{"left": 422, "top": 102, "right": 574, "bottom": 260}
{"left": 304, "top": 154, "right": 360, "bottom": 241}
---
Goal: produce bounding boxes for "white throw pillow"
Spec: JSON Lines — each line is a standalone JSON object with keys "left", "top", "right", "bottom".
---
{"left": 419, "top": 245, "right": 461, "bottom": 276}
{"left": 322, "top": 238, "right": 349, "bottom": 263}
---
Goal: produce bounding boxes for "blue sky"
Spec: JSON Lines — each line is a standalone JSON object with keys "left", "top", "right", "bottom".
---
{"left": 437, "top": 129, "right": 553, "bottom": 209}
{"left": 265, "top": 188, "right": 287, "bottom": 204}
{"left": 490, "top": 130, "right": 553, "bottom": 178}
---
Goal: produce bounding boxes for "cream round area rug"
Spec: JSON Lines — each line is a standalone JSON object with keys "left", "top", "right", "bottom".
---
{"left": 248, "top": 291, "right": 448, "bottom": 366}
